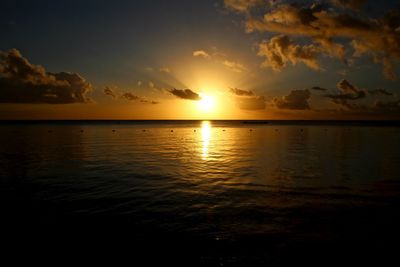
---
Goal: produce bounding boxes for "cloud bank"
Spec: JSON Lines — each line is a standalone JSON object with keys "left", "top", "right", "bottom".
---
{"left": 225, "top": 1, "right": 400, "bottom": 79}
{"left": 0, "top": 49, "right": 92, "bottom": 104}
{"left": 103, "top": 86, "right": 159, "bottom": 104}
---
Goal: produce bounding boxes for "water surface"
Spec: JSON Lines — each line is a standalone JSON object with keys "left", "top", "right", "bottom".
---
{"left": 1, "top": 121, "right": 400, "bottom": 265}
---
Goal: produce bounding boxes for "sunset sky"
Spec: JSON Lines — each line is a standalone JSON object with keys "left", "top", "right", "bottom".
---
{"left": 1, "top": 0, "right": 400, "bottom": 120}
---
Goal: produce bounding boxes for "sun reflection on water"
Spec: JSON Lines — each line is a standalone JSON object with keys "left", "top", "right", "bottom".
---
{"left": 201, "top": 121, "right": 211, "bottom": 160}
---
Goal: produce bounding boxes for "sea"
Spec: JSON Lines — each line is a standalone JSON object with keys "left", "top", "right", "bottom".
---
{"left": 1, "top": 120, "right": 400, "bottom": 266}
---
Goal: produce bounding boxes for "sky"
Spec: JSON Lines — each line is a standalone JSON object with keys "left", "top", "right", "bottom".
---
{"left": 0, "top": 0, "right": 400, "bottom": 120}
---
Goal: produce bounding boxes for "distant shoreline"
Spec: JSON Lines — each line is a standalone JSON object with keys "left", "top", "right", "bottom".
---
{"left": 1, "top": 120, "right": 400, "bottom": 127}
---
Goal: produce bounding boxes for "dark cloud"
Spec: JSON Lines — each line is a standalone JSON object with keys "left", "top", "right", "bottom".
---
{"left": 312, "top": 86, "right": 328, "bottom": 91}
{"left": 104, "top": 85, "right": 159, "bottom": 104}
{"left": 368, "top": 89, "right": 394, "bottom": 96}
{"left": 274, "top": 89, "right": 311, "bottom": 110}
{"left": 230, "top": 87, "right": 255, "bottom": 96}
{"left": 331, "top": 0, "right": 367, "bottom": 10}
{"left": 324, "top": 79, "right": 366, "bottom": 109}
{"left": 121, "top": 92, "right": 140, "bottom": 101}
{"left": 242, "top": 2, "right": 400, "bottom": 79}
{"left": 237, "top": 96, "right": 266, "bottom": 110}
{"left": 104, "top": 86, "right": 117, "bottom": 98}
{"left": 0, "top": 48, "right": 92, "bottom": 104}
{"left": 169, "top": 88, "right": 201, "bottom": 101}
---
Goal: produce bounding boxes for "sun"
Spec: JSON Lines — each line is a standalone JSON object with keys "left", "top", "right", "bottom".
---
{"left": 198, "top": 94, "right": 216, "bottom": 112}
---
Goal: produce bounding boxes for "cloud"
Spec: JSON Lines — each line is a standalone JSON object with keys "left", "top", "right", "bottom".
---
{"left": 230, "top": 87, "right": 255, "bottom": 96}
{"left": 324, "top": 80, "right": 366, "bottom": 109}
{"left": 331, "top": 0, "right": 367, "bottom": 10}
{"left": 311, "top": 86, "right": 328, "bottom": 91}
{"left": 121, "top": 92, "right": 140, "bottom": 101}
{"left": 223, "top": 0, "right": 262, "bottom": 13}
{"left": 193, "top": 50, "right": 211, "bottom": 59}
{"left": 243, "top": 3, "right": 400, "bottom": 79}
{"left": 274, "top": 89, "right": 311, "bottom": 110}
{"left": 169, "top": 88, "right": 201, "bottom": 101}
{"left": 159, "top": 67, "right": 171, "bottom": 73}
{"left": 0, "top": 48, "right": 92, "bottom": 104}
{"left": 103, "top": 86, "right": 159, "bottom": 104}
{"left": 193, "top": 49, "right": 247, "bottom": 72}
{"left": 222, "top": 60, "right": 247, "bottom": 73}
{"left": 368, "top": 89, "right": 394, "bottom": 96}
{"left": 258, "top": 35, "right": 321, "bottom": 71}
{"left": 104, "top": 86, "right": 117, "bottom": 98}
{"left": 229, "top": 86, "right": 266, "bottom": 110}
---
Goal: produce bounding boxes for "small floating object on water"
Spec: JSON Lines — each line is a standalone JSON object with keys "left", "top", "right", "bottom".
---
{"left": 249, "top": 129, "right": 253, "bottom": 132}
{"left": 222, "top": 129, "right": 226, "bottom": 132}
{"left": 80, "top": 130, "right": 84, "bottom": 133}
{"left": 48, "top": 130, "right": 53, "bottom": 133}
{"left": 171, "top": 130, "right": 174, "bottom": 132}
{"left": 112, "top": 129, "right": 116, "bottom": 132}
{"left": 142, "top": 129, "right": 146, "bottom": 132}
{"left": 194, "top": 129, "right": 196, "bottom": 132}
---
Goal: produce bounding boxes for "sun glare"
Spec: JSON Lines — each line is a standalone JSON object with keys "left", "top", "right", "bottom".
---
{"left": 198, "top": 94, "right": 216, "bottom": 112}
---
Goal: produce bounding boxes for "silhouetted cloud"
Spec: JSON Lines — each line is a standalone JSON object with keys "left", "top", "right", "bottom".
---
{"left": 121, "top": 92, "right": 140, "bottom": 101}
{"left": 274, "top": 89, "right": 311, "bottom": 110}
{"left": 312, "top": 86, "right": 328, "bottom": 91}
{"left": 169, "top": 88, "right": 201, "bottom": 101}
{"left": 0, "top": 48, "right": 92, "bottom": 104}
{"left": 104, "top": 86, "right": 117, "bottom": 98}
{"left": 368, "top": 89, "right": 394, "bottom": 96}
{"left": 103, "top": 86, "right": 159, "bottom": 104}
{"left": 230, "top": 87, "right": 255, "bottom": 96}
{"left": 324, "top": 80, "right": 366, "bottom": 105}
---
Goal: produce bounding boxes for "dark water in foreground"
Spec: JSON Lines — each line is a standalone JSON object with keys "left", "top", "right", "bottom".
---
{"left": 1, "top": 121, "right": 400, "bottom": 265}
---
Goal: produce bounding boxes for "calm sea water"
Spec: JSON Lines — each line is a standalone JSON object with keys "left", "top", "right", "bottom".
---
{"left": 1, "top": 121, "right": 400, "bottom": 265}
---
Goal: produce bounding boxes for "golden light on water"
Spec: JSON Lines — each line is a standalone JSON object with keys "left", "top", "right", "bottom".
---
{"left": 201, "top": 121, "right": 211, "bottom": 160}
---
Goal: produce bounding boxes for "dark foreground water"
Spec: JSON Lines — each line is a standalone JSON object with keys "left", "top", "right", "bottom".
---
{"left": 1, "top": 120, "right": 400, "bottom": 265}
